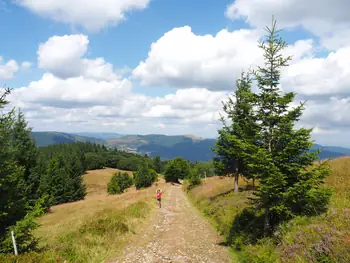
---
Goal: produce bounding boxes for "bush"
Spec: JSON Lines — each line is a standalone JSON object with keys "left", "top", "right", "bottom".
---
{"left": 0, "top": 197, "right": 48, "bottom": 255}
{"left": 107, "top": 172, "right": 133, "bottom": 194}
{"left": 164, "top": 157, "right": 191, "bottom": 183}
{"left": 188, "top": 167, "right": 201, "bottom": 190}
{"left": 134, "top": 163, "right": 157, "bottom": 189}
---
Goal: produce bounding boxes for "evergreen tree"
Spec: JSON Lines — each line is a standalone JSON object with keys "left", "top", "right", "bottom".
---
{"left": 0, "top": 88, "right": 26, "bottom": 238}
{"left": 249, "top": 18, "right": 331, "bottom": 234}
{"left": 68, "top": 153, "right": 87, "bottom": 201}
{"left": 133, "top": 161, "right": 157, "bottom": 189}
{"left": 11, "top": 111, "right": 41, "bottom": 209}
{"left": 164, "top": 157, "right": 191, "bottom": 183}
{"left": 0, "top": 88, "right": 40, "bottom": 253}
{"left": 153, "top": 156, "right": 162, "bottom": 173}
{"left": 214, "top": 73, "right": 258, "bottom": 192}
{"left": 107, "top": 172, "right": 133, "bottom": 194}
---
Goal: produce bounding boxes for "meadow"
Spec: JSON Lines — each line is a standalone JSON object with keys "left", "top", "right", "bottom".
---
{"left": 1, "top": 168, "right": 166, "bottom": 263}
{"left": 188, "top": 157, "right": 350, "bottom": 262}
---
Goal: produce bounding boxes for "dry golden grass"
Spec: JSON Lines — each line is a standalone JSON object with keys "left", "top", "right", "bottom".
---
{"left": 190, "top": 176, "right": 234, "bottom": 198}
{"left": 84, "top": 168, "right": 133, "bottom": 196}
{"left": 189, "top": 157, "right": 350, "bottom": 263}
{"left": 34, "top": 168, "right": 168, "bottom": 251}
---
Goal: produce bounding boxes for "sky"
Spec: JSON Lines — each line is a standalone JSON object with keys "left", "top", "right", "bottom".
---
{"left": 1, "top": 0, "right": 350, "bottom": 146}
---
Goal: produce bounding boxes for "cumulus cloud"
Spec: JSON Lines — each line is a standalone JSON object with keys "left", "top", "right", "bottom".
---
{"left": 133, "top": 26, "right": 262, "bottom": 90}
{"left": 282, "top": 46, "right": 350, "bottom": 97}
{"left": 133, "top": 26, "right": 316, "bottom": 92}
{"left": 9, "top": 32, "right": 228, "bottom": 138}
{"left": 37, "top": 34, "right": 120, "bottom": 81}
{"left": 226, "top": 0, "right": 350, "bottom": 49}
{"left": 15, "top": 0, "right": 150, "bottom": 31}
{"left": 37, "top": 34, "right": 89, "bottom": 79}
{"left": 0, "top": 56, "right": 19, "bottom": 79}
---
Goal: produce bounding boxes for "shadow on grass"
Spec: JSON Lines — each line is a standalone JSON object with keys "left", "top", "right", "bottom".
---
{"left": 225, "top": 208, "right": 265, "bottom": 250}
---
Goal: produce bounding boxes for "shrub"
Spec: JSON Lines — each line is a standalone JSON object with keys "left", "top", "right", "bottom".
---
{"left": 0, "top": 214, "right": 39, "bottom": 254}
{"left": 107, "top": 172, "right": 133, "bottom": 194}
{"left": 188, "top": 167, "right": 201, "bottom": 190}
{"left": 134, "top": 163, "right": 157, "bottom": 189}
{"left": 164, "top": 157, "right": 191, "bottom": 183}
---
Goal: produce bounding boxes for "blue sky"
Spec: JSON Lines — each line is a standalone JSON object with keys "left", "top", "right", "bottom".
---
{"left": 1, "top": 0, "right": 350, "bottom": 146}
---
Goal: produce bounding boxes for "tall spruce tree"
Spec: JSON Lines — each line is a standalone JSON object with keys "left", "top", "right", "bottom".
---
{"left": 249, "top": 18, "right": 331, "bottom": 234}
{"left": 214, "top": 72, "right": 258, "bottom": 192}
{"left": 11, "top": 111, "right": 41, "bottom": 209}
{"left": 0, "top": 88, "right": 26, "bottom": 238}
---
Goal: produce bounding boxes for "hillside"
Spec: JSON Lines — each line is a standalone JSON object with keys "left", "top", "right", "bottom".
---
{"left": 107, "top": 134, "right": 216, "bottom": 161}
{"left": 72, "top": 132, "right": 124, "bottom": 140}
{"left": 188, "top": 157, "right": 350, "bottom": 262}
{"left": 31, "top": 131, "right": 106, "bottom": 147}
{"left": 31, "top": 132, "right": 350, "bottom": 161}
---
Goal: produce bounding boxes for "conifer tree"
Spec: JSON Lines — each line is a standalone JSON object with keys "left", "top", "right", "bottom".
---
{"left": 153, "top": 156, "right": 162, "bottom": 173}
{"left": 0, "top": 88, "right": 27, "bottom": 238}
{"left": 214, "top": 73, "right": 258, "bottom": 192}
{"left": 11, "top": 111, "right": 41, "bottom": 209}
{"left": 249, "top": 18, "right": 331, "bottom": 234}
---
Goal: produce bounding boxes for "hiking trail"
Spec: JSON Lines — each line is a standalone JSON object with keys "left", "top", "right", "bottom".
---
{"left": 112, "top": 184, "right": 232, "bottom": 263}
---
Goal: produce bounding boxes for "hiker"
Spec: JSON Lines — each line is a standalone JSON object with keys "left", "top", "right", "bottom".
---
{"left": 156, "top": 188, "right": 162, "bottom": 208}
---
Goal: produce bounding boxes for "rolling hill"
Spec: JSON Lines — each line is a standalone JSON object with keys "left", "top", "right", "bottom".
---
{"left": 31, "top": 131, "right": 106, "bottom": 147}
{"left": 107, "top": 134, "right": 216, "bottom": 161}
{"left": 31, "top": 132, "right": 350, "bottom": 161}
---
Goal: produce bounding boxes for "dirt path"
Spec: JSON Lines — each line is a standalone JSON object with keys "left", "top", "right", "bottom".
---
{"left": 112, "top": 184, "right": 232, "bottom": 263}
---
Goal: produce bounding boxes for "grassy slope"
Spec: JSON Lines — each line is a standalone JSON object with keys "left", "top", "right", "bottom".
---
{"left": 188, "top": 157, "right": 350, "bottom": 263}
{"left": 1, "top": 168, "right": 165, "bottom": 263}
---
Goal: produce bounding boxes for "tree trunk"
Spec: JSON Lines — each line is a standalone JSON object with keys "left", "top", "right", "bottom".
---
{"left": 234, "top": 173, "right": 239, "bottom": 192}
{"left": 252, "top": 177, "right": 255, "bottom": 191}
{"left": 264, "top": 207, "right": 270, "bottom": 236}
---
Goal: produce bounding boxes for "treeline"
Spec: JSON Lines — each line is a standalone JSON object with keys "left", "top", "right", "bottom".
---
{"left": 0, "top": 87, "right": 168, "bottom": 255}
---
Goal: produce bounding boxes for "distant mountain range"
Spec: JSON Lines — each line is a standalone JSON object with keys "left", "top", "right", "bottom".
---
{"left": 31, "top": 132, "right": 106, "bottom": 147}
{"left": 30, "top": 131, "right": 350, "bottom": 162}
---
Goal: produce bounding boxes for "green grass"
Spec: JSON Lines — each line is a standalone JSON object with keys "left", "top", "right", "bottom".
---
{"left": 188, "top": 158, "right": 350, "bottom": 263}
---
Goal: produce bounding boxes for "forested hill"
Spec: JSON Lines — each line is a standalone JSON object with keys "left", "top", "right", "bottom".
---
{"left": 30, "top": 132, "right": 350, "bottom": 161}
{"left": 31, "top": 131, "right": 106, "bottom": 147}
{"left": 107, "top": 134, "right": 216, "bottom": 161}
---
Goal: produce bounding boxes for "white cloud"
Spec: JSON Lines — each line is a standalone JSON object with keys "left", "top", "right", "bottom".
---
{"left": 16, "top": 0, "right": 150, "bottom": 32}
{"left": 133, "top": 26, "right": 262, "bottom": 90}
{"left": 37, "top": 34, "right": 121, "bottom": 81}
{"left": 133, "top": 26, "right": 317, "bottom": 92}
{"left": 8, "top": 32, "right": 228, "bottom": 138}
{"left": 0, "top": 56, "right": 19, "bottom": 79}
{"left": 282, "top": 46, "right": 350, "bottom": 96}
{"left": 226, "top": 0, "right": 350, "bottom": 49}
{"left": 11, "top": 73, "right": 132, "bottom": 108}
{"left": 21, "top": 61, "right": 32, "bottom": 70}
{"left": 37, "top": 34, "right": 89, "bottom": 79}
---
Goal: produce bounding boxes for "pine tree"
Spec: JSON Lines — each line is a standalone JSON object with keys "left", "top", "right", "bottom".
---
{"left": 153, "top": 156, "right": 162, "bottom": 173}
{"left": 250, "top": 18, "right": 331, "bottom": 234}
{"left": 214, "top": 72, "right": 258, "bottom": 192}
{"left": 11, "top": 111, "right": 41, "bottom": 209}
{"left": 0, "top": 88, "right": 27, "bottom": 238}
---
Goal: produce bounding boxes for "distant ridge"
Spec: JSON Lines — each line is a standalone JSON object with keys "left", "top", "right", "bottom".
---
{"left": 30, "top": 131, "right": 350, "bottom": 162}
{"left": 31, "top": 131, "right": 106, "bottom": 147}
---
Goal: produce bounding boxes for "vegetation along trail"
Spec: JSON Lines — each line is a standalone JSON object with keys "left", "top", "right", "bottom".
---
{"left": 112, "top": 184, "right": 232, "bottom": 263}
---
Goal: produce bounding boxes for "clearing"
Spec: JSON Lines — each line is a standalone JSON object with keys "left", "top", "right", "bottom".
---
{"left": 112, "top": 183, "right": 232, "bottom": 263}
